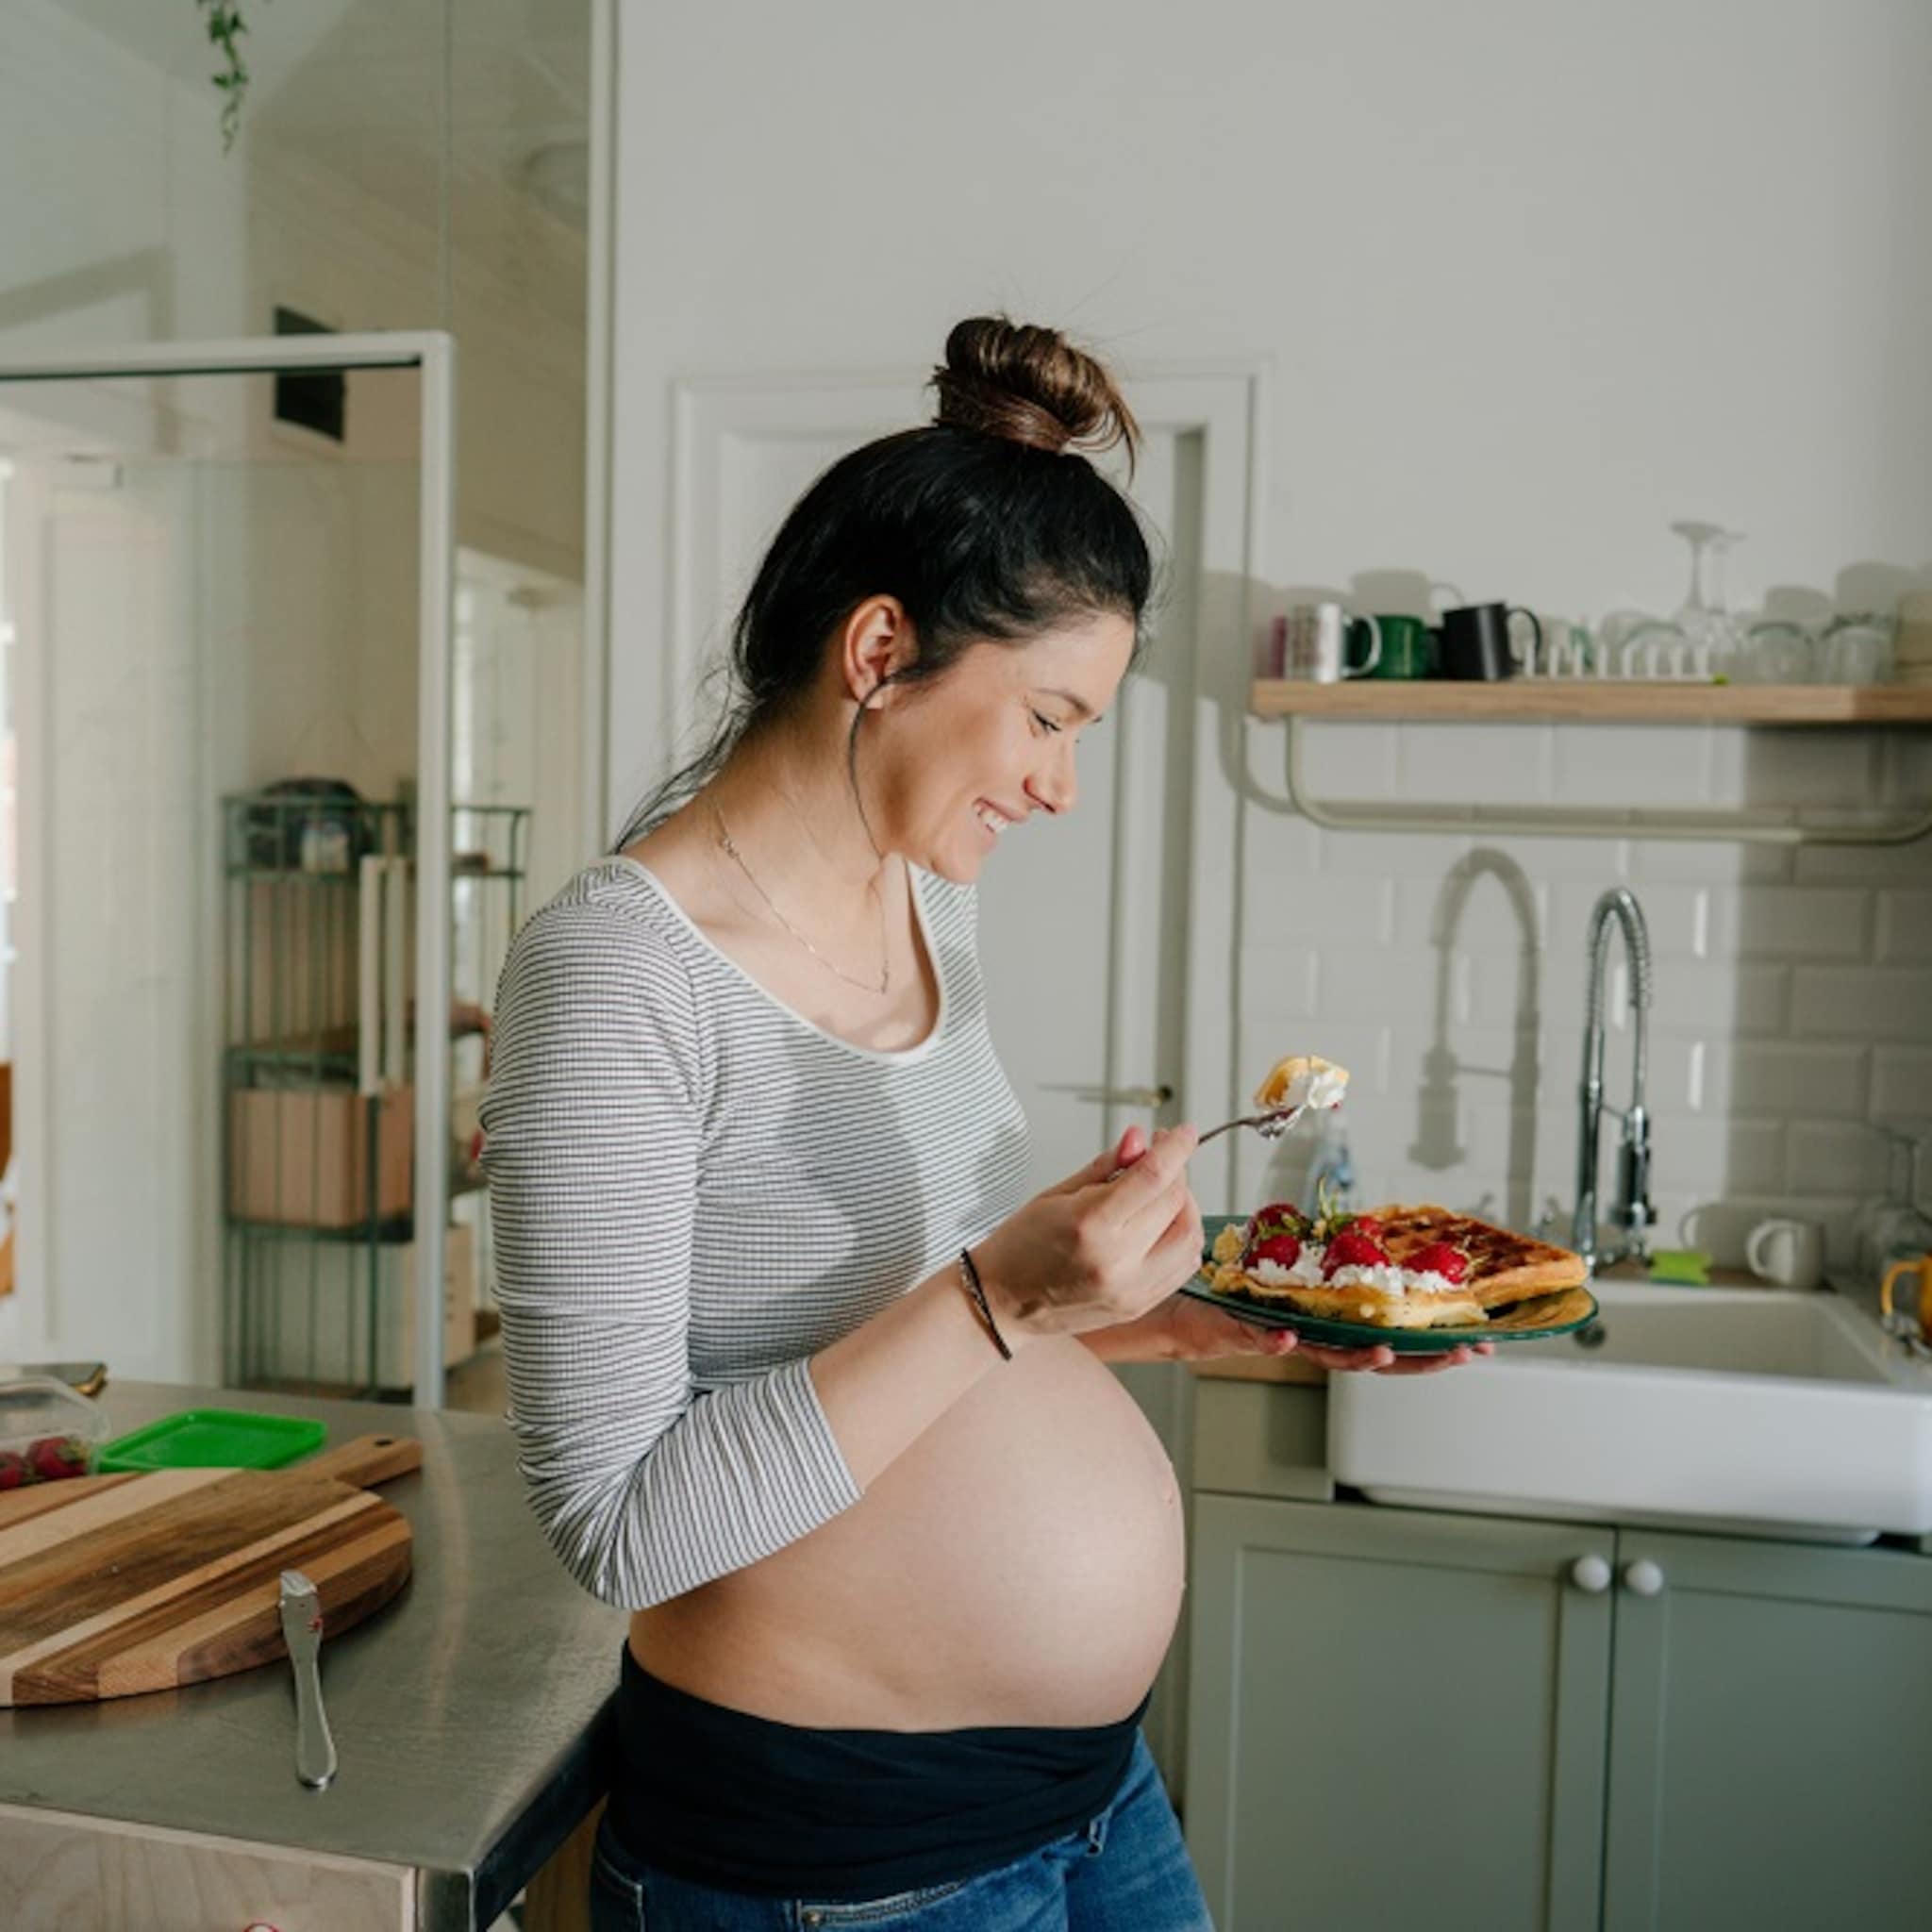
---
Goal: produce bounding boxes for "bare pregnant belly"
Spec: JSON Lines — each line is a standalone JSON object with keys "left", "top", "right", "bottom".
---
{"left": 629, "top": 1338, "right": 1186, "bottom": 1730}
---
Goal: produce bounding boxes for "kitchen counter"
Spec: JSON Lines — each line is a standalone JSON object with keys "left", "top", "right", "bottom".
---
{"left": 0, "top": 1377, "right": 626, "bottom": 1930}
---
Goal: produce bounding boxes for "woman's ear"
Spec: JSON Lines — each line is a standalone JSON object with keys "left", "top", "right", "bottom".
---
{"left": 840, "top": 595, "right": 914, "bottom": 709}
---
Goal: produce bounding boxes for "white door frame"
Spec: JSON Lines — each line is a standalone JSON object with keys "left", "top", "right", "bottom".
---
{"left": 0, "top": 333, "right": 458, "bottom": 1407}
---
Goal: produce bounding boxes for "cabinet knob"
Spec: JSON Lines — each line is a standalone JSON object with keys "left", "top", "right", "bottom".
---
{"left": 1568, "top": 1554, "right": 1612, "bottom": 1594}
{"left": 1622, "top": 1557, "right": 1666, "bottom": 1597}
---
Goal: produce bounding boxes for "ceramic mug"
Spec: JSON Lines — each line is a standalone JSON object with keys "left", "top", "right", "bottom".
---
{"left": 1745, "top": 1216, "right": 1826, "bottom": 1291}
{"left": 1276, "top": 605, "right": 1383, "bottom": 682}
{"left": 1437, "top": 603, "right": 1541, "bottom": 681}
{"left": 1368, "top": 614, "right": 1436, "bottom": 680}
{"left": 1881, "top": 1252, "right": 1932, "bottom": 1341}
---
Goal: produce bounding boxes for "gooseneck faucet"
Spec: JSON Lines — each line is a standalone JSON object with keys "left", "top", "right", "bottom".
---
{"left": 1573, "top": 888, "right": 1656, "bottom": 1274}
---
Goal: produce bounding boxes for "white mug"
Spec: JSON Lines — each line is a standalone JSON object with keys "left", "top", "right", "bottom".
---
{"left": 1277, "top": 605, "right": 1383, "bottom": 682}
{"left": 1745, "top": 1217, "right": 1826, "bottom": 1291}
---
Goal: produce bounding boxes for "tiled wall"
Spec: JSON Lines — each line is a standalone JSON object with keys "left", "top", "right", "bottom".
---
{"left": 1239, "top": 720, "right": 1932, "bottom": 1275}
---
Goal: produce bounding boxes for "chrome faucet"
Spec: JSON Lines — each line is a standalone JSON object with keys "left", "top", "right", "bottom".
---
{"left": 1573, "top": 888, "right": 1657, "bottom": 1274}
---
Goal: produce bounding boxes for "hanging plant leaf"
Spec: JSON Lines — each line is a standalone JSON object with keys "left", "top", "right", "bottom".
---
{"left": 196, "top": 1, "right": 264, "bottom": 155}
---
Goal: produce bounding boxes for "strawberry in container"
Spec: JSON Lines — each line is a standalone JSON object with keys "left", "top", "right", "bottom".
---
{"left": 0, "top": 1375, "right": 110, "bottom": 1489}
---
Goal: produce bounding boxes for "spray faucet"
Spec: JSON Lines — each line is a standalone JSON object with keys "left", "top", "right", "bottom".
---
{"left": 1573, "top": 888, "right": 1657, "bottom": 1274}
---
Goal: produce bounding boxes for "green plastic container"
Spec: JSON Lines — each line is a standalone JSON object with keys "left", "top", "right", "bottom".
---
{"left": 95, "top": 1408, "right": 326, "bottom": 1474}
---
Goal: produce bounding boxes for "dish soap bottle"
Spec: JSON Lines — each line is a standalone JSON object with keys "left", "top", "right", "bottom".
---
{"left": 1307, "top": 1114, "right": 1357, "bottom": 1216}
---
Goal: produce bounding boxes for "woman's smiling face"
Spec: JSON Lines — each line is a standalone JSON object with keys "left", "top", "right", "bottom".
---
{"left": 875, "top": 611, "right": 1137, "bottom": 883}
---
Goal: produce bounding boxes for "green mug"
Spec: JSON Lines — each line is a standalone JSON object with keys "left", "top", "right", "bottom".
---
{"left": 1370, "top": 614, "right": 1437, "bottom": 679}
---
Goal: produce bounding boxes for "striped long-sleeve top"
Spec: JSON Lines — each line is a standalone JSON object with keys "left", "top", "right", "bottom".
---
{"left": 478, "top": 855, "right": 1033, "bottom": 1610}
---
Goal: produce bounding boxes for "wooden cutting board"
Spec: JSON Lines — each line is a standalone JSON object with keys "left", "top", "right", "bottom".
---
{"left": 0, "top": 1432, "right": 421, "bottom": 1707}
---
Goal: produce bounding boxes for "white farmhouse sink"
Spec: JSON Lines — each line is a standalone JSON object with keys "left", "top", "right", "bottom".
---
{"left": 1326, "top": 1282, "right": 1932, "bottom": 1545}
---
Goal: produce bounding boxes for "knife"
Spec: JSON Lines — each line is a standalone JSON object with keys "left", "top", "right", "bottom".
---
{"left": 278, "top": 1569, "right": 338, "bottom": 1790}
{"left": 0, "top": 1361, "right": 108, "bottom": 1398}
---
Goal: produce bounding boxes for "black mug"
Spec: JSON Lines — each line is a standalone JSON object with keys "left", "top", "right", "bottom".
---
{"left": 1436, "top": 603, "right": 1541, "bottom": 680}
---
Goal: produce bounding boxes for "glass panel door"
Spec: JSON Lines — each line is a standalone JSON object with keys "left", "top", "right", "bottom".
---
{"left": 0, "top": 336, "right": 459, "bottom": 1405}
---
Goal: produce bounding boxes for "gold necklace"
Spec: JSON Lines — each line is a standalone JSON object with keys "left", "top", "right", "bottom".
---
{"left": 710, "top": 800, "right": 891, "bottom": 996}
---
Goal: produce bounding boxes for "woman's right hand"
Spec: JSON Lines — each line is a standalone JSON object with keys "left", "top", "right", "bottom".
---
{"left": 970, "top": 1124, "right": 1203, "bottom": 1340}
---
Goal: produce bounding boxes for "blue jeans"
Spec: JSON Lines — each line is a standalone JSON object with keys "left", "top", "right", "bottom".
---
{"left": 587, "top": 1732, "right": 1214, "bottom": 1930}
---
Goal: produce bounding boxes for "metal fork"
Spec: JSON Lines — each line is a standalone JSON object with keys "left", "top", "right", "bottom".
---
{"left": 1197, "top": 1102, "right": 1310, "bottom": 1147}
{"left": 1106, "top": 1103, "right": 1309, "bottom": 1180}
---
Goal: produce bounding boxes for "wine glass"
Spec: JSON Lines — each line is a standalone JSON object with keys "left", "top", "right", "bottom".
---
{"left": 1669, "top": 520, "right": 1745, "bottom": 675}
{"left": 1855, "top": 1124, "right": 1932, "bottom": 1291}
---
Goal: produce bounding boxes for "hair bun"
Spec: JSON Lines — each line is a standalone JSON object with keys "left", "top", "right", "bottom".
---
{"left": 930, "top": 316, "right": 1140, "bottom": 474}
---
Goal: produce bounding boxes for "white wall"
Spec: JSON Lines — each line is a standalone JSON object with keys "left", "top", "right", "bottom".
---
{"left": 607, "top": 0, "right": 1932, "bottom": 1267}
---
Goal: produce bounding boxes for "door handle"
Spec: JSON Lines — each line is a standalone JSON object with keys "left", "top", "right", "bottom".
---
{"left": 1568, "top": 1554, "right": 1612, "bottom": 1594}
{"left": 1622, "top": 1558, "right": 1666, "bottom": 1598}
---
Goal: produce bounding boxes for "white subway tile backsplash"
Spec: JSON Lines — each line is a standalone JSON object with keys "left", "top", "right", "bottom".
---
{"left": 1633, "top": 840, "right": 1793, "bottom": 885}
{"left": 1650, "top": 960, "right": 1791, "bottom": 1036}
{"left": 1396, "top": 724, "right": 1555, "bottom": 805}
{"left": 1793, "top": 839, "right": 1932, "bottom": 887}
{"left": 1875, "top": 891, "right": 1932, "bottom": 964}
{"left": 1474, "top": 833, "right": 1635, "bottom": 883}
{"left": 1242, "top": 871, "right": 1393, "bottom": 948}
{"left": 1698, "top": 1041, "right": 1870, "bottom": 1119}
{"left": 1320, "top": 830, "right": 1473, "bottom": 879}
{"left": 1307, "top": 946, "right": 1438, "bottom": 1023}
{"left": 1875, "top": 733, "right": 1932, "bottom": 806}
{"left": 1706, "top": 886, "right": 1872, "bottom": 960}
{"left": 1550, "top": 724, "right": 1718, "bottom": 808}
{"left": 1786, "top": 1121, "right": 1890, "bottom": 1196}
{"left": 1790, "top": 966, "right": 1932, "bottom": 1041}
{"left": 1389, "top": 865, "right": 1549, "bottom": 954}
{"left": 1241, "top": 720, "right": 1932, "bottom": 1239}
{"left": 1709, "top": 728, "right": 1880, "bottom": 807}
{"left": 1299, "top": 721, "right": 1398, "bottom": 801}
{"left": 1869, "top": 1047, "right": 1932, "bottom": 1124}
{"left": 1633, "top": 1116, "right": 1789, "bottom": 1196}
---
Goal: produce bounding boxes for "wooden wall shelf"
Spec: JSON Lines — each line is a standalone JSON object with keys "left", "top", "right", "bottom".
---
{"left": 1250, "top": 681, "right": 1932, "bottom": 725}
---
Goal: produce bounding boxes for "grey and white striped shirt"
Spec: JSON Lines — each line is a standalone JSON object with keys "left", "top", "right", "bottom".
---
{"left": 479, "top": 856, "right": 1032, "bottom": 1610}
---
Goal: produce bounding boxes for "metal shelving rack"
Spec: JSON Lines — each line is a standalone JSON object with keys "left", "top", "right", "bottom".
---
{"left": 220, "top": 789, "right": 529, "bottom": 1397}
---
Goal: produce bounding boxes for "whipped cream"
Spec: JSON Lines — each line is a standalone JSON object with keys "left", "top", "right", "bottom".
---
{"left": 1325, "top": 1262, "right": 1460, "bottom": 1297}
{"left": 1246, "top": 1247, "right": 1458, "bottom": 1297}
{"left": 1285, "top": 1059, "right": 1349, "bottom": 1111}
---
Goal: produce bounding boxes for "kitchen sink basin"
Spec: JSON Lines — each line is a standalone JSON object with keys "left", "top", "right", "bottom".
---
{"left": 1326, "top": 1282, "right": 1932, "bottom": 1544}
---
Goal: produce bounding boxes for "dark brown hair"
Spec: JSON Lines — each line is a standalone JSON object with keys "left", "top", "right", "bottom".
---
{"left": 611, "top": 314, "right": 1155, "bottom": 850}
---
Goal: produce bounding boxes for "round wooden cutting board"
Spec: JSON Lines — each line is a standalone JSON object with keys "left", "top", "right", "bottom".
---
{"left": 0, "top": 1433, "right": 421, "bottom": 1707}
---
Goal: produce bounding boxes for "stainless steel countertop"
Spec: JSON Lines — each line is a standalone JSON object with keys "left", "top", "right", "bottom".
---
{"left": 0, "top": 1377, "right": 628, "bottom": 1931}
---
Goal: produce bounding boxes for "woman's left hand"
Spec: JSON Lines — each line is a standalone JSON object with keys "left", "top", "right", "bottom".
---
{"left": 1144, "top": 1293, "right": 1492, "bottom": 1374}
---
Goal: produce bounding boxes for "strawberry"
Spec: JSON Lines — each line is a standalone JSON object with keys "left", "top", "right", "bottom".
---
{"left": 1347, "top": 1215, "right": 1386, "bottom": 1244}
{"left": 1408, "top": 1241, "right": 1470, "bottom": 1284}
{"left": 1246, "top": 1233, "right": 1302, "bottom": 1271}
{"left": 1249, "top": 1201, "right": 1308, "bottom": 1242}
{"left": 27, "top": 1435, "right": 88, "bottom": 1483}
{"left": 0, "top": 1451, "right": 28, "bottom": 1491}
{"left": 1323, "top": 1228, "right": 1391, "bottom": 1276}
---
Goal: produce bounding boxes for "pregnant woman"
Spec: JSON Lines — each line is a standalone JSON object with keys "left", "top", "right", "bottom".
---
{"left": 482, "top": 315, "right": 1477, "bottom": 1931}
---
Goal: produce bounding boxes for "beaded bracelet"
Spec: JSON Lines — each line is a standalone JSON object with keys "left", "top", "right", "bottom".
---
{"left": 958, "top": 1246, "right": 1013, "bottom": 1361}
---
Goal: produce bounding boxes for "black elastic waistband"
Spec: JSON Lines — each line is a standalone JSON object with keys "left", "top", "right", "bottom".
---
{"left": 604, "top": 1642, "right": 1150, "bottom": 1900}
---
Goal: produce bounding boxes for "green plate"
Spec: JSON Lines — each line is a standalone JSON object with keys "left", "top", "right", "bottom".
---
{"left": 95, "top": 1408, "right": 326, "bottom": 1473}
{"left": 1186, "top": 1214, "right": 1600, "bottom": 1356}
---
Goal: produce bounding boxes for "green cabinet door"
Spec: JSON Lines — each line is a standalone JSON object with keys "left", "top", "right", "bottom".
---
{"left": 1185, "top": 1495, "right": 1615, "bottom": 1932}
{"left": 1603, "top": 1528, "right": 1932, "bottom": 1932}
